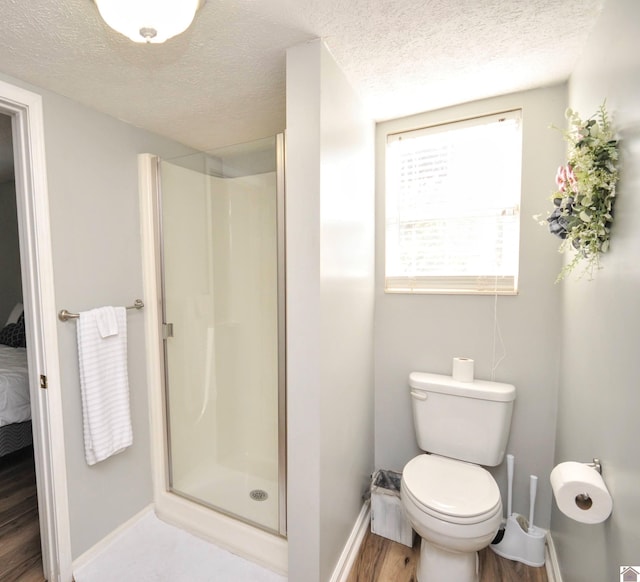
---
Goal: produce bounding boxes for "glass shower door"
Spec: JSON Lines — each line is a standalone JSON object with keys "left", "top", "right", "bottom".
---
{"left": 158, "top": 135, "right": 285, "bottom": 535}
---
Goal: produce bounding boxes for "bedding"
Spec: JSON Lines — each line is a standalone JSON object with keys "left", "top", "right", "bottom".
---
{"left": 0, "top": 312, "right": 26, "bottom": 348}
{"left": 0, "top": 421, "right": 32, "bottom": 457}
{"left": 0, "top": 344, "right": 30, "bottom": 428}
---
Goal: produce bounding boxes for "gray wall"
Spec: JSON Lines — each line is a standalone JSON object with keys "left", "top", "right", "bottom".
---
{"left": 0, "top": 71, "right": 194, "bottom": 559}
{"left": 0, "top": 180, "right": 22, "bottom": 322}
{"left": 552, "top": 1, "right": 640, "bottom": 580}
{"left": 374, "top": 85, "right": 566, "bottom": 530}
{"left": 286, "top": 39, "right": 375, "bottom": 582}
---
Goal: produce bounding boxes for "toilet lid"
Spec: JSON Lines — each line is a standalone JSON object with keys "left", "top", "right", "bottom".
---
{"left": 403, "top": 455, "right": 500, "bottom": 519}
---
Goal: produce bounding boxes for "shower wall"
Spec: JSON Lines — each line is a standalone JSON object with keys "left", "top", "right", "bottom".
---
{"left": 212, "top": 172, "right": 278, "bottom": 481}
{"left": 160, "top": 161, "right": 279, "bottom": 525}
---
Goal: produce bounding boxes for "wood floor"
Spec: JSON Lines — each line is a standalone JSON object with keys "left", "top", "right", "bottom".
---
{"left": 0, "top": 447, "right": 44, "bottom": 582}
{"left": 347, "top": 529, "right": 548, "bottom": 582}
{"left": 0, "top": 449, "right": 550, "bottom": 582}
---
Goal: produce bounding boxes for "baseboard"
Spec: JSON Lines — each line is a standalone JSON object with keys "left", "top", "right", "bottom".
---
{"left": 329, "top": 500, "right": 371, "bottom": 582}
{"left": 545, "top": 531, "right": 563, "bottom": 582}
{"left": 72, "top": 504, "right": 154, "bottom": 572}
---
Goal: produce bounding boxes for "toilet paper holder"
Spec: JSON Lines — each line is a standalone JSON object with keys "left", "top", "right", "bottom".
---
{"left": 575, "top": 458, "right": 602, "bottom": 509}
{"left": 585, "top": 458, "right": 602, "bottom": 474}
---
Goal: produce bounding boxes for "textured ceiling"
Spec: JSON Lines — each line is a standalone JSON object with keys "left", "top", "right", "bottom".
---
{"left": 0, "top": 0, "right": 604, "bottom": 153}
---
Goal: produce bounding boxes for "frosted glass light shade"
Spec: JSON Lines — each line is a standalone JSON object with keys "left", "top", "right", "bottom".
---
{"left": 95, "top": 0, "right": 201, "bottom": 44}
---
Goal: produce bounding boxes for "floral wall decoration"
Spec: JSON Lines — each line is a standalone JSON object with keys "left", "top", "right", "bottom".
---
{"left": 538, "top": 103, "right": 619, "bottom": 281}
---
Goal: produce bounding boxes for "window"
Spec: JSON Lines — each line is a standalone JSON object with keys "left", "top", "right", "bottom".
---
{"left": 385, "top": 109, "right": 522, "bottom": 294}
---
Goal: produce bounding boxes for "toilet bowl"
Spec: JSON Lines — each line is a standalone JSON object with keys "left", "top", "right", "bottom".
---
{"left": 401, "top": 454, "right": 503, "bottom": 582}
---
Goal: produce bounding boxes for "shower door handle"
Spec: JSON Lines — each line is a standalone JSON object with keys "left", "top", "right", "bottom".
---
{"left": 163, "top": 322, "right": 174, "bottom": 339}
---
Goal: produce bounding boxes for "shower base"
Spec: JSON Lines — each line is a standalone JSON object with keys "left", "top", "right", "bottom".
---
{"left": 172, "top": 462, "right": 279, "bottom": 533}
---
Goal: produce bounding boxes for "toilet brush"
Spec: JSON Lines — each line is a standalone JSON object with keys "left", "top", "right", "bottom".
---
{"left": 492, "top": 453, "right": 514, "bottom": 544}
{"left": 507, "top": 454, "right": 514, "bottom": 517}
{"left": 528, "top": 475, "right": 538, "bottom": 532}
{"left": 491, "top": 470, "right": 546, "bottom": 567}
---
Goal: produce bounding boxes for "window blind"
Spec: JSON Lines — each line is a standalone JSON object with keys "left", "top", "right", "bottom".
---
{"left": 385, "top": 110, "right": 522, "bottom": 294}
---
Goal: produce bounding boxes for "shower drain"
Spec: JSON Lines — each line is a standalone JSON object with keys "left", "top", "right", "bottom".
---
{"left": 249, "top": 489, "right": 269, "bottom": 502}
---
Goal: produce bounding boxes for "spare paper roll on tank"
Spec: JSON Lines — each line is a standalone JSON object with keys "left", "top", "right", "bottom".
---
{"left": 452, "top": 357, "right": 474, "bottom": 382}
{"left": 550, "top": 462, "right": 613, "bottom": 524}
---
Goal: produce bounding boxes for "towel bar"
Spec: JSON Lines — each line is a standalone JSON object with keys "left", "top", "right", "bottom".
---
{"left": 58, "top": 299, "right": 144, "bottom": 322}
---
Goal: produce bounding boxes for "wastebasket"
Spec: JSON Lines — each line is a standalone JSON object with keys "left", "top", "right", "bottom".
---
{"left": 370, "top": 469, "right": 414, "bottom": 547}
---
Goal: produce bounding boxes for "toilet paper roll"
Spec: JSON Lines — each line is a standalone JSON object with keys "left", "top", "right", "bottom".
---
{"left": 550, "top": 462, "right": 613, "bottom": 524}
{"left": 452, "top": 357, "right": 474, "bottom": 382}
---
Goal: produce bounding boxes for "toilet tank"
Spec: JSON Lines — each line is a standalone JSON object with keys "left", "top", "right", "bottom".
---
{"left": 409, "top": 371, "right": 516, "bottom": 467}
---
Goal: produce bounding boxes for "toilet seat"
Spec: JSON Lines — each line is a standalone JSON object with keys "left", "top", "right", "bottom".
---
{"left": 402, "top": 454, "right": 501, "bottom": 525}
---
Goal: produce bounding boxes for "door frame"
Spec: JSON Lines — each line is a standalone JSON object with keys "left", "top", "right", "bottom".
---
{"left": 0, "top": 80, "right": 72, "bottom": 582}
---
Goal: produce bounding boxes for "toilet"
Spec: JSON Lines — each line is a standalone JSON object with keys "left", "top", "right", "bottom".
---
{"left": 400, "top": 371, "right": 516, "bottom": 582}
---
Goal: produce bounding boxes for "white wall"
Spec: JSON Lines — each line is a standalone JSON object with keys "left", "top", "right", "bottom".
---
{"left": 375, "top": 85, "right": 566, "bottom": 530}
{"left": 0, "top": 71, "right": 195, "bottom": 559}
{"left": 552, "top": 1, "right": 640, "bottom": 580}
{"left": 286, "top": 39, "right": 375, "bottom": 582}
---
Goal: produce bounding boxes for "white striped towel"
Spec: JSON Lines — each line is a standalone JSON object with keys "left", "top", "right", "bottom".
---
{"left": 95, "top": 306, "right": 118, "bottom": 338}
{"left": 77, "top": 306, "right": 133, "bottom": 465}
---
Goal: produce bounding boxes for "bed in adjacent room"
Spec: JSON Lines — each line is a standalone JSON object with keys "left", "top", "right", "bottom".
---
{"left": 0, "top": 303, "right": 32, "bottom": 456}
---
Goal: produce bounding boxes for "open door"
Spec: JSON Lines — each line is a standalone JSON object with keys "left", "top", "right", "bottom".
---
{"left": 0, "top": 80, "right": 72, "bottom": 581}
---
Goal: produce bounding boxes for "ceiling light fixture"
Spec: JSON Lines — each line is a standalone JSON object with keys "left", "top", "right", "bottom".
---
{"left": 94, "top": 0, "right": 203, "bottom": 44}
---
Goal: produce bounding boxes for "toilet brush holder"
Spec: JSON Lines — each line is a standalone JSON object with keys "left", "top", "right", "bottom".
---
{"left": 490, "top": 514, "right": 546, "bottom": 567}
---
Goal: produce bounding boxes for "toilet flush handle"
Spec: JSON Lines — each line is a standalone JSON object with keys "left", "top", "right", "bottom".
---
{"left": 410, "top": 390, "right": 427, "bottom": 401}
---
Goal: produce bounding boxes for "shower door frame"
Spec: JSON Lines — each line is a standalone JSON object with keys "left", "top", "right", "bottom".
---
{"left": 137, "top": 135, "right": 288, "bottom": 574}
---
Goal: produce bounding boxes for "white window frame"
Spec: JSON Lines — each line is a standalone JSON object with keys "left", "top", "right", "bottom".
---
{"left": 384, "top": 109, "right": 522, "bottom": 295}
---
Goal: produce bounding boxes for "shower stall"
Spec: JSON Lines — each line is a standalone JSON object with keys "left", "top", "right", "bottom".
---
{"left": 139, "top": 135, "right": 286, "bottom": 567}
